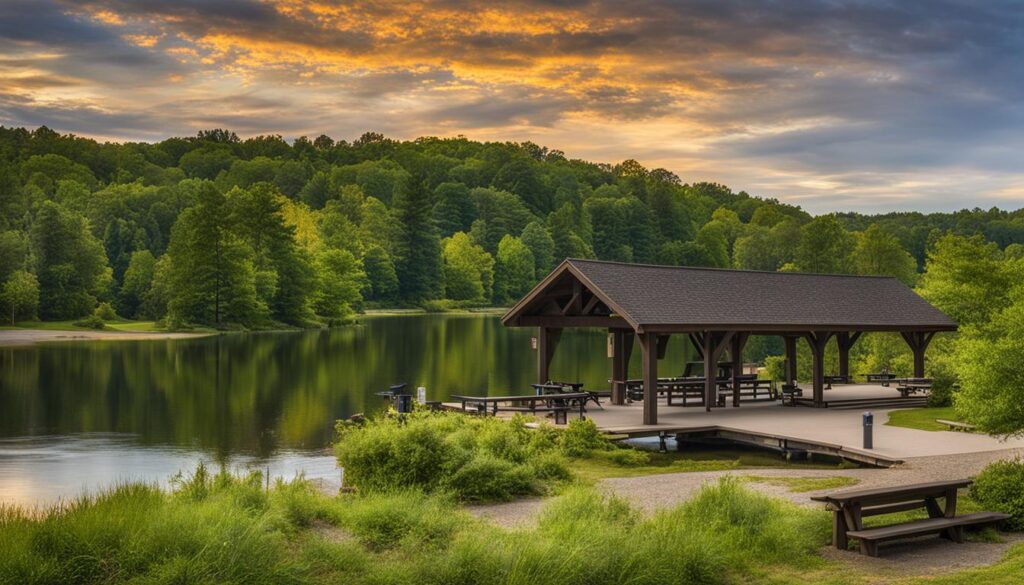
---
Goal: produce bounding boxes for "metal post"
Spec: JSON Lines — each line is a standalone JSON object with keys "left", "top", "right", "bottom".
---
{"left": 863, "top": 411, "right": 873, "bottom": 449}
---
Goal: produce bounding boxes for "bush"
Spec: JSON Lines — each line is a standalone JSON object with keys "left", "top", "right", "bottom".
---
{"left": 73, "top": 314, "right": 105, "bottom": 329}
{"left": 971, "top": 459, "right": 1024, "bottom": 530}
{"left": 558, "top": 418, "right": 614, "bottom": 457}
{"left": 94, "top": 301, "right": 118, "bottom": 321}
{"left": 764, "top": 355, "right": 787, "bottom": 383}
{"left": 335, "top": 412, "right": 571, "bottom": 501}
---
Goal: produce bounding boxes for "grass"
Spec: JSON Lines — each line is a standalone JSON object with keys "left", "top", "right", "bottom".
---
{"left": 740, "top": 475, "right": 860, "bottom": 493}
{"left": 0, "top": 471, "right": 837, "bottom": 585}
{"left": 886, "top": 406, "right": 962, "bottom": 432}
{"left": 3, "top": 319, "right": 217, "bottom": 334}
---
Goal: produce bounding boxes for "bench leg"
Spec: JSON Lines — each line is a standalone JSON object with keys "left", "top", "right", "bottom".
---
{"left": 832, "top": 511, "right": 849, "bottom": 550}
{"left": 860, "top": 540, "right": 878, "bottom": 557}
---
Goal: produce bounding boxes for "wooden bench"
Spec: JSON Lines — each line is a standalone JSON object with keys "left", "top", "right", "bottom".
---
{"left": 824, "top": 375, "right": 850, "bottom": 389}
{"left": 450, "top": 393, "right": 589, "bottom": 421}
{"left": 866, "top": 373, "right": 897, "bottom": 387}
{"left": 535, "top": 381, "right": 605, "bottom": 409}
{"left": 779, "top": 383, "right": 802, "bottom": 406}
{"left": 894, "top": 377, "right": 932, "bottom": 397}
{"left": 936, "top": 419, "right": 976, "bottom": 432}
{"left": 811, "top": 479, "right": 1009, "bottom": 557}
{"left": 716, "top": 379, "right": 775, "bottom": 406}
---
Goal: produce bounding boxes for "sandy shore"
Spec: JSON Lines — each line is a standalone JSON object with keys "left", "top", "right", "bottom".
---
{"left": 0, "top": 328, "right": 214, "bottom": 347}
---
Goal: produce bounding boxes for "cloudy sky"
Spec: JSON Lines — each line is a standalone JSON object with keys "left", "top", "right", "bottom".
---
{"left": 1, "top": 0, "right": 1022, "bottom": 213}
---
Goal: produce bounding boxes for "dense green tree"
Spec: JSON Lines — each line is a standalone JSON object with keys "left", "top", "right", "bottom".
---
{"left": 494, "top": 235, "right": 535, "bottom": 304}
{"left": 392, "top": 182, "right": 443, "bottom": 303}
{"left": 31, "top": 201, "right": 109, "bottom": 319}
{"left": 917, "top": 234, "right": 1013, "bottom": 327}
{"left": 695, "top": 221, "right": 731, "bottom": 268}
{"left": 851, "top": 224, "right": 918, "bottom": 284}
{"left": 119, "top": 250, "right": 156, "bottom": 318}
{"left": 442, "top": 232, "right": 494, "bottom": 302}
{"left": 313, "top": 248, "right": 364, "bottom": 320}
{"left": 795, "top": 215, "right": 853, "bottom": 273}
{"left": 433, "top": 182, "right": 476, "bottom": 237}
{"left": 733, "top": 226, "right": 779, "bottom": 271}
{"left": 0, "top": 230, "right": 28, "bottom": 283}
{"left": 362, "top": 245, "right": 399, "bottom": 304}
{"left": 1, "top": 269, "right": 39, "bottom": 324}
{"left": 470, "top": 187, "right": 534, "bottom": 253}
{"left": 548, "top": 203, "right": 594, "bottom": 262}
{"left": 520, "top": 221, "right": 556, "bottom": 278}
{"left": 164, "top": 183, "right": 264, "bottom": 326}
{"left": 179, "top": 145, "right": 234, "bottom": 180}
{"left": 493, "top": 158, "right": 551, "bottom": 215}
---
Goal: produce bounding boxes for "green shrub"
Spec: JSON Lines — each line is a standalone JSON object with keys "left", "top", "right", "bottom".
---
{"left": 94, "top": 301, "right": 118, "bottom": 321}
{"left": 558, "top": 417, "right": 614, "bottom": 457}
{"left": 764, "top": 355, "right": 787, "bottom": 382}
{"left": 335, "top": 412, "right": 570, "bottom": 501}
{"left": 329, "top": 491, "right": 466, "bottom": 551}
{"left": 590, "top": 447, "right": 651, "bottom": 466}
{"left": 73, "top": 313, "right": 106, "bottom": 329}
{"left": 971, "top": 459, "right": 1024, "bottom": 530}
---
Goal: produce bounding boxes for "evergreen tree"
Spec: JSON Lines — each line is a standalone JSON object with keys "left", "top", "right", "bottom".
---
{"left": 392, "top": 181, "right": 443, "bottom": 303}
{"left": 164, "top": 183, "right": 264, "bottom": 326}
{"left": 119, "top": 250, "right": 156, "bottom": 318}
{"left": 31, "top": 201, "right": 108, "bottom": 319}
{"left": 433, "top": 182, "right": 476, "bottom": 237}
{"left": 362, "top": 245, "right": 399, "bottom": 304}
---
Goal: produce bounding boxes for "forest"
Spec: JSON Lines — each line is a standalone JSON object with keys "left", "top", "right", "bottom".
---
{"left": 1, "top": 125, "right": 1023, "bottom": 330}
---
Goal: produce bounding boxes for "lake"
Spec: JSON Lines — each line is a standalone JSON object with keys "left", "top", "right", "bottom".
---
{"left": 0, "top": 313, "right": 781, "bottom": 506}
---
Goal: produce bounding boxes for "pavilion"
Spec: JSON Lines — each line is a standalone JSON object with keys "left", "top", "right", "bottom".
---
{"left": 501, "top": 259, "right": 957, "bottom": 425}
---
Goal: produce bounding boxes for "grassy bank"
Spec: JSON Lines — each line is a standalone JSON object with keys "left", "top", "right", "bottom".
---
{"left": 886, "top": 407, "right": 962, "bottom": 431}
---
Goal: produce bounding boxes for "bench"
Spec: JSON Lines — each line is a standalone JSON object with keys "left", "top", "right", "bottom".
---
{"left": 811, "top": 479, "right": 1009, "bottom": 557}
{"left": 936, "top": 419, "right": 976, "bottom": 432}
{"left": 866, "top": 373, "right": 897, "bottom": 387}
{"left": 779, "top": 383, "right": 802, "bottom": 406}
{"left": 450, "top": 393, "right": 589, "bottom": 422}
{"left": 716, "top": 379, "right": 775, "bottom": 406}
{"left": 535, "top": 381, "right": 605, "bottom": 409}
{"left": 894, "top": 377, "right": 932, "bottom": 397}
{"left": 824, "top": 375, "right": 850, "bottom": 389}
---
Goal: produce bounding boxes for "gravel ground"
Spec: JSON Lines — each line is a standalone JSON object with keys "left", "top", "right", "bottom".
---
{"left": 464, "top": 447, "right": 1024, "bottom": 575}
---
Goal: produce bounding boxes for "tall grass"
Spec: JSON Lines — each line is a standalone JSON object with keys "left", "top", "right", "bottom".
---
{"left": 0, "top": 470, "right": 833, "bottom": 585}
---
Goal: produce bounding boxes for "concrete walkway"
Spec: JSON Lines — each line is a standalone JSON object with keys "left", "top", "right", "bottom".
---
{"left": 588, "top": 385, "right": 1024, "bottom": 459}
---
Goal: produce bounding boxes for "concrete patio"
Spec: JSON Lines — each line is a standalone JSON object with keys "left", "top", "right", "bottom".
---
{"left": 588, "top": 384, "right": 1024, "bottom": 460}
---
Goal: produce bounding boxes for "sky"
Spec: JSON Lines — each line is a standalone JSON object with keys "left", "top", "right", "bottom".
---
{"left": 1, "top": 0, "right": 1023, "bottom": 214}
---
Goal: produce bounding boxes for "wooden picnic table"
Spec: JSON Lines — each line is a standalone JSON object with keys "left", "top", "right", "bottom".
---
{"left": 824, "top": 374, "right": 850, "bottom": 389}
{"left": 450, "top": 393, "right": 590, "bottom": 420}
{"left": 866, "top": 373, "right": 897, "bottom": 386}
{"left": 893, "top": 377, "right": 933, "bottom": 397}
{"left": 533, "top": 381, "right": 605, "bottom": 408}
{"left": 811, "top": 479, "right": 1008, "bottom": 556}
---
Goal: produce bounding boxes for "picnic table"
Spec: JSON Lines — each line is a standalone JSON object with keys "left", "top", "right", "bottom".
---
{"left": 893, "top": 377, "right": 932, "bottom": 397}
{"left": 533, "top": 381, "right": 605, "bottom": 408}
{"left": 866, "top": 372, "right": 897, "bottom": 386}
{"left": 716, "top": 378, "right": 775, "bottom": 406}
{"left": 824, "top": 374, "right": 850, "bottom": 389}
{"left": 811, "top": 479, "right": 1009, "bottom": 557}
{"left": 450, "top": 393, "right": 589, "bottom": 421}
{"left": 779, "top": 383, "right": 802, "bottom": 406}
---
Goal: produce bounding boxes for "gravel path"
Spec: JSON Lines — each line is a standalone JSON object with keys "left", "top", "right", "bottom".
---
{"left": 465, "top": 447, "right": 1024, "bottom": 576}
{"left": 0, "top": 329, "right": 211, "bottom": 346}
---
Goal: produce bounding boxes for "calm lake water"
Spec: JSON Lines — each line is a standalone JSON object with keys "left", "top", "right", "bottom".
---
{"left": 0, "top": 313, "right": 781, "bottom": 507}
{"left": 0, "top": 314, "right": 635, "bottom": 506}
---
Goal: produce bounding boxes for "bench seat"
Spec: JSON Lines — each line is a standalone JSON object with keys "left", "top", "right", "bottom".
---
{"left": 846, "top": 512, "right": 1009, "bottom": 556}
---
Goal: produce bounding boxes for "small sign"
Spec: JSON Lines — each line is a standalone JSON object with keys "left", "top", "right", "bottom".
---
{"left": 530, "top": 337, "right": 538, "bottom": 350}
{"left": 417, "top": 386, "right": 427, "bottom": 405}
{"left": 607, "top": 333, "right": 615, "bottom": 358}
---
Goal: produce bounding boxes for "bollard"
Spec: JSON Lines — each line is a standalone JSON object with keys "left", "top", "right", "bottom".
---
{"left": 396, "top": 394, "right": 413, "bottom": 414}
{"left": 417, "top": 386, "right": 427, "bottom": 405}
{"left": 863, "top": 411, "right": 874, "bottom": 449}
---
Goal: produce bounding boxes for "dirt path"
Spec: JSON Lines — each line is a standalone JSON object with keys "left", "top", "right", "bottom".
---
{"left": 0, "top": 329, "right": 213, "bottom": 347}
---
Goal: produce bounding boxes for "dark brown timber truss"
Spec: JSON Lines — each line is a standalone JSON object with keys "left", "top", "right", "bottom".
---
{"left": 504, "top": 259, "right": 957, "bottom": 425}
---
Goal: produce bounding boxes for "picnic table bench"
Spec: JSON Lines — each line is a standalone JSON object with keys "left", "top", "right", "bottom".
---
{"left": 893, "top": 377, "right": 932, "bottom": 397}
{"left": 624, "top": 377, "right": 711, "bottom": 406}
{"left": 866, "top": 373, "right": 897, "bottom": 386}
{"left": 779, "top": 383, "right": 802, "bottom": 406}
{"left": 811, "top": 479, "right": 1009, "bottom": 557}
{"left": 450, "top": 393, "right": 589, "bottom": 421}
{"left": 716, "top": 378, "right": 775, "bottom": 406}
{"left": 824, "top": 374, "right": 850, "bottom": 389}
{"left": 936, "top": 419, "right": 976, "bottom": 432}
{"left": 533, "top": 381, "right": 605, "bottom": 408}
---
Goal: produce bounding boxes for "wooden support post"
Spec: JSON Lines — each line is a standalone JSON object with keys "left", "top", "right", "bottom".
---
{"left": 805, "top": 331, "right": 833, "bottom": 407}
{"left": 702, "top": 331, "right": 735, "bottom": 412}
{"left": 901, "top": 331, "right": 936, "bottom": 378}
{"left": 610, "top": 328, "right": 634, "bottom": 405}
{"left": 640, "top": 332, "right": 659, "bottom": 425}
{"left": 835, "top": 331, "right": 862, "bottom": 380}
{"left": 537, "top": 327, "right": 561, "bottom": 384}
{"left": 784, "top": 335, "right": 798, "bottom": 386}
{"left": 731, "top": 332, "right": 749, "bottom": 407}
{"left": 688, "top": 333, "right": 705, "bottom": 359}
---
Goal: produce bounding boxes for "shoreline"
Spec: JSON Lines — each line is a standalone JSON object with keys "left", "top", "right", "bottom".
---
{"left": 0, "top": 329, "right": 216, "bottom": 347}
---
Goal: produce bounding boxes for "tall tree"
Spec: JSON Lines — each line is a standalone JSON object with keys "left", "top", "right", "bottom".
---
{"left": 31, "top": 201, "right": 108, "bottom": 319}
{"left": 164, "top": 183, "right": 264, "bottom": 326}
{"left": 1, "top": 270, "right": 39, "bottom": 324}
{"left": 851, "top": 224, "right": 918, "bottom": 284}
{"left": 494, "top": 235, "right": 535, "bottom": 304}
{"left": 917, "top": 233, "right": 1013, "bottom": 327}
{"left": 119, "top": 250, "right": 156, "bottom": 318}
{"left": 392, "top": 181, "right": 443, "bottom": 303}
{"left": 795, "top": 215, "right": 853, "bottom": 273}
{"left": 520, "top": 221, "right": 555, "bottom": 278}
{"left": 442, "top": 232, "right": 494, "bottom": 302}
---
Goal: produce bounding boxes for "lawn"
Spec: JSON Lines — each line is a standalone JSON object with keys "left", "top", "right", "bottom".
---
{"left": 741, "top": 475, "right": 859, "bottom": 493}
{"left": 886, "top": 406, "right": 962, "bottom": 431}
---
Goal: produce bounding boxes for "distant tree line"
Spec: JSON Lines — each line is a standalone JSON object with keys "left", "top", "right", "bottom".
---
{"left": 1, "top": 125, "right": 1023, "bottom": 329}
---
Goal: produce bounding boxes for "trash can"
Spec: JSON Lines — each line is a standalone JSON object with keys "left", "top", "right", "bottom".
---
{"left": 863, "top": 411, "right": 873, "bottom": 449}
